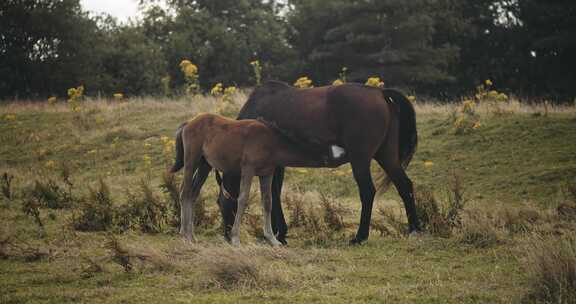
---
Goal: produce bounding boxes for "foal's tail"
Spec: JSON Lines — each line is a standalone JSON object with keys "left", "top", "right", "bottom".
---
{"left": 170, "top": 122, "right": 187, "bottom": 173}
{"left": 383, "top": 88, "right": 418, "bottom": 169}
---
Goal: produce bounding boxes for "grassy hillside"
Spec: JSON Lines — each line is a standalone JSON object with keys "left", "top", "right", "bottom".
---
{"left": 1, "top": 95, "right": 575, "bottom": 303}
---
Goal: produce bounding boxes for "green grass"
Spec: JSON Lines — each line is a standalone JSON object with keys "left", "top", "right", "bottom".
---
{"left": 1, "top": 96, "right": 575, "bottom": 303}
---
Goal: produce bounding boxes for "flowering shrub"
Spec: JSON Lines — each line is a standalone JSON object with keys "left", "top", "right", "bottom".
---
{"left": 216, "top": 85, "right": 239, "bottom": 117}
{"left": 250, "top": 60, "right": 262, "bottom": 86}
{"left": 67, "top": 85, "right": 84, "bottom": 112}
{"left": 475, "top": 79, "right": 509, "bottom": 114}
{"left": 113, "top": 93, "right": 124, "bottom": 100}
{"left": 294, "top": 76, "right": 313, "bottom": 88}
{"left": 47, "top": 96, "right": 57, "bottom": 105}
{"left": 365, "top": 76, "right": 384, "bottom": 88}
{"left": 210, "top": 83, "right": 223, "bottom": 96}
{"left": 179, "top": 59, "right": 200, "bottom": 95}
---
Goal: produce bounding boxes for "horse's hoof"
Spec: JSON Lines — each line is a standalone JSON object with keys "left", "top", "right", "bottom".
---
{"left": 349, "top": 238, "right": 365, "bottom": 246}
{"left": 277, "top": 237, "right": 288, "bottom": 246}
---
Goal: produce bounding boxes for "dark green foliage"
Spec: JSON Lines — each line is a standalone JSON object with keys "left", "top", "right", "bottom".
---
{"left": 72, "top": 179, "right": 114, "bottom": 231}
{"left": 288, "top": 0, "right": 459, "bottom": 90}
{"left": 2, "top": 0, "right": 574, "bottom": 99}
{"left": 31, "top": 179, "right": 73, "bottom": 209}
{"left": 116, "top": 180, "right": 169, "bottom": 234}
{"left": 160, "top": 172, "right": 181, "bottom": 227}
{"left": 1, "top": 173, "right": 14, "bottom": 201}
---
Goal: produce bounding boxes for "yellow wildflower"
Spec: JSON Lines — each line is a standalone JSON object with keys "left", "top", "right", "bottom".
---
{"left": 44, "top": 160, "right": 56, "bottom": 169}
{"left": 497, "top": 93, "right": 508, "bottom": 102}
{"left": 211, "top": 83, "right": 223, "bottom": 96}
{"left": 365, "top": 77, "right": 384, "bottom": 88}
{"left": 179, "top": 59, "right": 192, "bottom": 68}
{"left": 423, "top": 160, "right": 434, "bottom": 168}
{"left": 3, "top": 114, "right": 16, "bottom": 121}
{"left": 183, "top": 64, "right": 198, "bottom": 78}
{"left": 143, "top": 154, "right": 152, "bottom": 167}
{"left": 462, "top": 100, "right": 475, "bottom": 114}
{"left": 294, "top": 76, "right": 313, "bottom": 89}
{"left": 485, "top": 79, "right": 493, "bottom": 87}
{"left": 250, "top": 60, "right": 262, "bottom": 86}
{"left": 47, "top": 96, "right": 57, "bottom": 105}
{"left": 224, "top": 86, "right": 237, "bottom": 96}
{"left": 407, "top": 95, "right": 416, "bottom": 102}
{"left": 332, "top": 79, "right": 344, "bottom": 86}
{"left": 294, "top": 168, "right": 308, "bottom": 174}
{"left": 454, "top": 116, "right": 466, "bottom": 129}
{"left": 113, "top": 93, "right": 124, "bottom": 100}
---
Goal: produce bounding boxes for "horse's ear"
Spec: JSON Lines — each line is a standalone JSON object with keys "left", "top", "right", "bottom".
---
{"left": 214, "top": 170, "right": 222, "bottom": 186}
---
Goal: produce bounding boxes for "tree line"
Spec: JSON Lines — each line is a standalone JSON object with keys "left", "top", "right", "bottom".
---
{"left": 0, "top": 0, "right": 574, "bottom": 100}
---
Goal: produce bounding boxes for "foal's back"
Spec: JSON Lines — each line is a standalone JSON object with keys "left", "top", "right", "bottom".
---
{"left": 183, "top": 113, "right": 281, "bottom": 175}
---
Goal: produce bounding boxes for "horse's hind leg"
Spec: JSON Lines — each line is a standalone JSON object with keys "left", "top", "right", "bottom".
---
{"left": 374, "top": 148, "right": 421, "bottom": 233}
{"left": 230, "top": 171, "right": 254, "bottom": 246}
{"left": 260, "top": 175, "right": 282, "bottom": 246}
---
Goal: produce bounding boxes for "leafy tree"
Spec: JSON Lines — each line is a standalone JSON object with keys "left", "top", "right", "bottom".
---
{"left": 287, "top": 0, "right": 460, "bottom": 91}
{"left": 0, "top": 0, "right": 103, "bottom": 99}
{"left": 140, "top": 0, "right": 295, "bottom": 90}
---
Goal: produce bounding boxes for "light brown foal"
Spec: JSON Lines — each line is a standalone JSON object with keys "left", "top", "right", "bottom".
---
{"left": 171, "top": 113, "right": 317, "bottom": 246}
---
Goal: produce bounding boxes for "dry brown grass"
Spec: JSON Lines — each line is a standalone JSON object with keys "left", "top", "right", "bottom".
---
{"left": 522, "top": 235, "right": 576, "bottom": 304}
{"left": 191, "top": 243, "right": 296, "bottom": 290}
{"left": 413, "top": 98, "right": 576, "bottom": 115}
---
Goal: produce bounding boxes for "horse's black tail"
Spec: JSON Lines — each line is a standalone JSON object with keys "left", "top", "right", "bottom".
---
{"left": 376, "top": 89, "right": 418, "bottom": 193}
{"left": 383, "top": 88, "right": 418, "bottom": 168}
{"left": 170, "top": 122, "right": 187, "bottom": 173}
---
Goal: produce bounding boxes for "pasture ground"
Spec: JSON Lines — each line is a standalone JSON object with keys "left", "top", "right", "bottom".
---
{"left": 1, "top": 94, "right": 575, "bottom": 303}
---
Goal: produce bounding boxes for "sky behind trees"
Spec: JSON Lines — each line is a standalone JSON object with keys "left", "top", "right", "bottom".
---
{"left": 80, "top": 0, "right": 140, "bottom": 22}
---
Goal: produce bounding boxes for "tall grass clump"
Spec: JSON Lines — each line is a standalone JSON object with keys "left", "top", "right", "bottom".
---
{"left": 72, "top": 179, "right": 114, "bottom": 231}
{"left": 522, "top": 235, "right": 576, "bottom": 304}
{"left": 160, "top": 172, "right": 181, "bottom": 227}
{"left": 458, "top": 210, "right": 501, "bottom": 248}
{"left": 196, "top": 245, "right": 290, "bottom": 290}
{"left": 116, "top": 180, "right": 169, "bottom": 234}
{"left": 1, "top": 172, "right": 14, "bottom": 202}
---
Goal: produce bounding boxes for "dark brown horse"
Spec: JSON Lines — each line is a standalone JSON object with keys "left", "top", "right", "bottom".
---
{"left": 190, "top": 81, "right": 421, "bottom": 244}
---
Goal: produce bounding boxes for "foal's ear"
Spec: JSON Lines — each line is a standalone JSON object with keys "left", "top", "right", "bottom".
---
{"left": 214, "top": 170, "right": 222, "bottom": 186}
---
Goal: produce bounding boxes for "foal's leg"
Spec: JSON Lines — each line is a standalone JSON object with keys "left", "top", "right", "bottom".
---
{"left": 230, "top": 171, "right": 254, "bottom": 246}
{"left": 260, "top": 175, "right": 283, "bottom": 246}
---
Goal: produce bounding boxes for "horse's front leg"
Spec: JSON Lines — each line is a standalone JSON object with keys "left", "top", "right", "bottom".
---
{"left": 271, "top": 167, "right": 288, "bottom": 244}
{"left": 260, "top": 175, "right": 283, "bottom": 246}
{"left": 349, "top": 160, "right": 376, "bottom": 245}
{"left": 230, "top": 171, "right": 254, "bottom": 246}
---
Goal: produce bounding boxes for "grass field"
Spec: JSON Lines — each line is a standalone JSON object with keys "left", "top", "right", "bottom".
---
{"left": 1, "top": 93, "right": 576, "bottom": 303}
